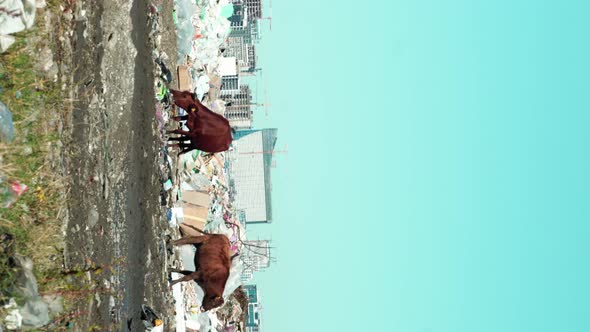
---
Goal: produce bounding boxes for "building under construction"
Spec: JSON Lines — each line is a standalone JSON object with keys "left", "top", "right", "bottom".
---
{"left": 221, "top": 85, "right": 254, "bottom": 129}
{"left": 226, "top": 128, "right": 278, "bottom": 224}
{"left": 244, "top": 0, "right": 263, "bottom": 22}
{"left": 224, "top": 38, "right": 257, "bottom": 73}
{"left": 240, "top": 240, "right": 271, "bottom": 282}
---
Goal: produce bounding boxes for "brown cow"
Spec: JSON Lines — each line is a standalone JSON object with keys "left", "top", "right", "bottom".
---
{"left": 167, "top": 89, "right": 233, "bottom": 154}
{"left": 169, "top": 228, "right": 231, "bottom": 312}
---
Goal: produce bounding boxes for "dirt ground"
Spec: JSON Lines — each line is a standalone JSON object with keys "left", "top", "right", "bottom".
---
{"left": 56, "top": 0, "right": 179, "bottom": 330}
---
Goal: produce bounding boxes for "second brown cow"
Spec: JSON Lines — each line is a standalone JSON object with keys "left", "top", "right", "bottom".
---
{"left": 169, "top": 230, "right": 231, "bottom": 312}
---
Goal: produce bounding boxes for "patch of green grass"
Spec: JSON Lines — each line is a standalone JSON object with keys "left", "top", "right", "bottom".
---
{"left": 0, "top": 7, "right": 69, "bottom": 305}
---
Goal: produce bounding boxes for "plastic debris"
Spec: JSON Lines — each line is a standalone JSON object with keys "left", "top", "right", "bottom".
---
{"left": 156, "top": 58, "right": 173, "bottom": 84}
{"left": 174, "top": 0, "right": 197, "bottom": 62}
{"left": 1, "top": 176, "right": 28, "bottom": 208}
{"left": 148, "top": 0, "right": 256, "bottom": 327}
{"left": 155, "top": 79, "right": 169, "bottom": 101}
{"left": 0, "top": 34, "right": 15, "bottom": 52}
{"left": 20, "top": 298, "right": 51, "bottom": 328}
{"left": 141, "top": 305, "right": 163, "bottom": 331}
{"left": 0, "top": 101, "right": 14, "bottom": 142}
{"left": 11, "top": 255, "right": 51, "bottom": 328}
{"left": 194, "top": 74, "right": 210, "bottom": 100}
{"left": 0, "top": 0, "right": 37, "bottom": 53}
{"left": 3, "top": 298, "right": 22, "bottom": 330}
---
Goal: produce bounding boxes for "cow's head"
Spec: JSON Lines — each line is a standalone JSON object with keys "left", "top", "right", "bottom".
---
{"left": 202, "top": 294, "right": 224, "bottom": 311}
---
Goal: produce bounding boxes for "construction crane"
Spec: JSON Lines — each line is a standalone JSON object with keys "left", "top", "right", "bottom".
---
{"left": 259, "top": 88, "right": 271, "bottom": 116}
{"left": 259, "top": 0, "right": 272, "bottom": 31}
{"left": 253, "top": 75, "right": 271, "bottom": 116}
{"left": 239, "top": 144, "right": 288, "bottom": 157}
{"left": 260, "top": 16, "right": 272, "bottom": 31}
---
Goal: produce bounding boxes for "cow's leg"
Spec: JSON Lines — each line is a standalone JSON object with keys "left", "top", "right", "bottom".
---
{"left": 167, "top": 143, "right": 191, "bottom": 152}
{"left": 168, "top": 136, "right": 190, "bottom": 142}
{"left": 172, "top": 235, "right": 208, "bottom": 246}
{"left": 169, "top": 268, "right": 195, "bottom": 275}
{"left": 167, "top": 129, "right": 190, "bottom": 135}
{"left": 170, "top": 271, "right": 201, "bottom": 288}
{"left": 179, "top": 145, "right": 194, "bottom": 155}
{"left": 172, "top": 115, "right": 188, "bottom": 121}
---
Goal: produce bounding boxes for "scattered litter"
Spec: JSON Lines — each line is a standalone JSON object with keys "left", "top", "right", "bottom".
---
{"left": 147, "top": 1, "right": 258, "bottom": 330}
{"left": 3, "top": 298, "right": 22, "bottom": 330}
{"left": 0, "top": 101, "right": 14, "bottom": 142}
{"left": 10, "top": 255, "right": 51, "bottom": 328}
{"left": 1, "top": 175, "right": 28, "bottom": 208}
{"left": 163, "top": 179, "right": 173, "bottom": 191}
{"left": 0, "top": 0, "right": 37, "bottom": 53}
{"left": 141, "top": 305, "right": 163, "bottom": 331}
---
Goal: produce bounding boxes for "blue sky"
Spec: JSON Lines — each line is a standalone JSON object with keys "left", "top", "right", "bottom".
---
{"left": 246, "top": 1, "right": 590, "bottom": 331}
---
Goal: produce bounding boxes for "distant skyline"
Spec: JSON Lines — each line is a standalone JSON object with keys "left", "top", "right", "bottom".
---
{"left": 245, "top": 1, "right": 590, "bottom": 332}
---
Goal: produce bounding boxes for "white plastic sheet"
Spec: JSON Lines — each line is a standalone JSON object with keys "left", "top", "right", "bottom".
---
{"left": 174, "top": 0, "right": 196, "bottom": 62}
{"left": 0, "top": 0, "right": 37, "bottom": 52}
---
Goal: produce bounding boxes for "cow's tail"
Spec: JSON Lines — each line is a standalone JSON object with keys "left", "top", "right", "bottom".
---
{"left": 183, "top": 224, "right": 210, "bottom": 235}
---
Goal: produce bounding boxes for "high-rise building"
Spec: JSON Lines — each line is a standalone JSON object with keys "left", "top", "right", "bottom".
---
{"left": 245, "top": 0, "right": 262, "bottom": 21}
{"left": 224, "top": 36, "right": 249, "bottom": 69}
{"left": 228, "top": 3, "right": 248, "bottom": 30}
{"left": 224, "top": 37, "right": 257, "bottom": 73}
{"left": 227, "top": 129, "right": 278, "bottom": 224}
{"left": 240, "top": 240, "right": 270, "bottom": 282}
{"left": 221, "top": 85, "right": 253, "bottom": 129}
{"left": 220, "top": 75, "right": 240, "bottom": 95}
{"left": 226, "top": 16, "right": 260, "bottom": 73}
{"left": 244, "top": 285, "right": 262, "bottom": 332}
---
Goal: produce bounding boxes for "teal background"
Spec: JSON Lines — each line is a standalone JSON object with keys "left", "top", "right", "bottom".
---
{"left": 246, "top": 1, "right": 590, "bottom": 331}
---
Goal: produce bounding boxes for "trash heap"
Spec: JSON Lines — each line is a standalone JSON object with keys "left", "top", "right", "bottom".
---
{"left": 162, "top": 120, "right": 247, "bottom": 332}
{"left": 175, "top": 0, "right": 235, "bottom": 101}
{"left": 150, "top": 3, "right": 248, "bottom": 331}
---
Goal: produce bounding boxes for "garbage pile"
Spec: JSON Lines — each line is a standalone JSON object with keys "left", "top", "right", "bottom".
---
{"left": 149, "top": 4, "right": 248, "bottom": 331}
{"left": 175, "top": 0, "right": 235, "bottom": 102}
